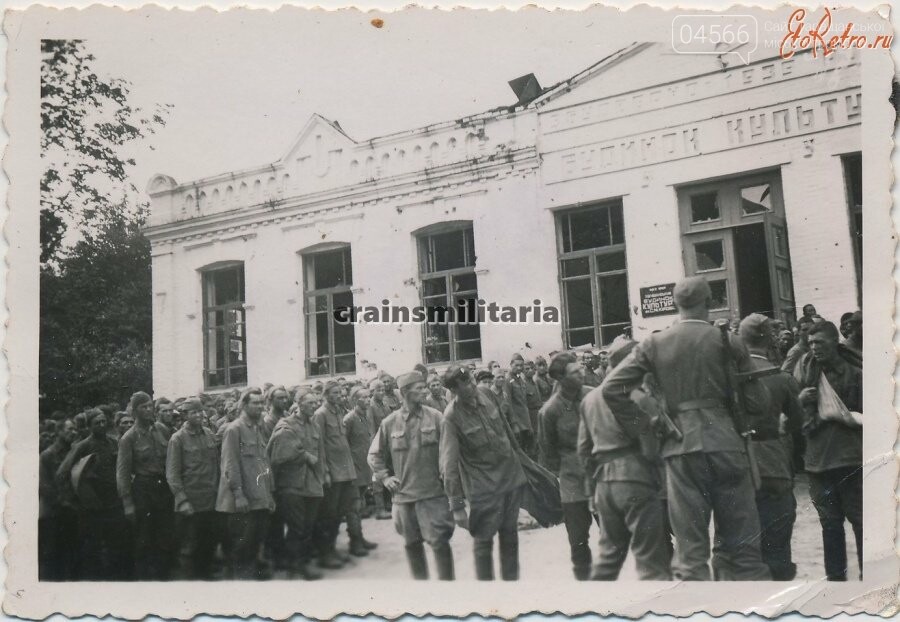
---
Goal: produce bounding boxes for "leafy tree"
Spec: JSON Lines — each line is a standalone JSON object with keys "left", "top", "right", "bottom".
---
{"left": 40, "top": 39, "right": 170, "bottom": 264}
{"left": 40, "top": 207, "right": 153, "bottom": 415}
{"left": 40, "top": 40, "right": 170, "bottom": 414}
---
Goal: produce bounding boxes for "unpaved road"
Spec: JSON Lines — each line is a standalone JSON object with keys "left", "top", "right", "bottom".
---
{"left": 299, "top": 474, "right": 856, "bottom": 582}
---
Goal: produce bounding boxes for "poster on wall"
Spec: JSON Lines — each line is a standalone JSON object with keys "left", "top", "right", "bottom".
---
{"left": 640, "top": 283, "right": 678, "bottom": 318}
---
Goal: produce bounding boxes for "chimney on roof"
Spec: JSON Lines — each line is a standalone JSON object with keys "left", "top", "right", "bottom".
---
{"left": 508, "top": 73, "right": 542, "bottom": 107}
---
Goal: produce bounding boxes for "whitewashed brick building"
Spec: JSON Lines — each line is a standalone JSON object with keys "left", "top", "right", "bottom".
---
{"left": 145, "top": 43, "right": 863, "bottom": 397}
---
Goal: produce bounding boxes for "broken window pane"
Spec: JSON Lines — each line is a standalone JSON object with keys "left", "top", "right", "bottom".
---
{"left": 203, "top": 264, "right": 247, "bottom": 388}
{"left": 740, "top": 184, "right": 772, "bottom": 215}
{"left": 695, "top": 240, "right": 725, "bottom": 271}
{"left": 690, "top": 192, "right": 720, "bottom": 223}
{"left": 708, "top": 279, "right": 729, "bottom": 310}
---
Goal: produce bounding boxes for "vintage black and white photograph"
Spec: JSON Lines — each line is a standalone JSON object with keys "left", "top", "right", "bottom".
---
{"left": 4, "top": 2, "right": 897, "bottom": 619}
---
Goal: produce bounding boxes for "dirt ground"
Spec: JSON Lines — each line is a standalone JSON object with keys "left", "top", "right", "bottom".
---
{"left": 295, "top": 473, "right": 858, "bottom": 581}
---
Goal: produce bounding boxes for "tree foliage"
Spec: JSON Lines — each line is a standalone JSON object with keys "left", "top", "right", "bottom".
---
{"left": 40, "top": 209, "right": 153, "bottom": 415}
{"left": 40, "top": 40, "right": 170, "bottom": 414}
{"left": 40, "top": 39, "right": 170, "bottom": 264}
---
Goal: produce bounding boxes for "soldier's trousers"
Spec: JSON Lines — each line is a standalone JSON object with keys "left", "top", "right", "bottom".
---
{"left": 227, "top": 509, "right": 270, "bottom": 580}
{"left": 38, "top": 507, "right": 79, "bottom": 581}
{"left": 470, "top": 485, "right": 524, "bottom": 580}
{"left": 77, "top": 508, "right": 130, "bottom": 581}
{"left": 560, "top": 501, "right": 593, "bottom": 579}
{"left": 755, "top": 477, "right": 797, "bottom": 581}
{"left": 592, "top": 481, "right": 672, "bottom": 580}
{"left": 132, "top": 475, "right": 176, "bottom": 580}
{"left": 314, "top": 481, "right": 356, "bottom": 557}
{"left": 808, "top": 466, "right": 862, "bottom": 581}
{"left": 175, "top": 510, "right": 219, "bottom": 580}
{"left": 277, "top": 492, "right": 322, "bottom": 569}
{"left": 666, "top": 451, "right": 771, "bottom": 581}
{"left": 392, "top": 496, "right": 455, "bottom": 548}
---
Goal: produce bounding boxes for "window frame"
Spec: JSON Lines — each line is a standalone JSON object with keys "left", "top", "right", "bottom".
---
{"left": 302, "top": 245, "right": 357, "bottom": 378}
{"left": 201, "top": 261, "right": 248, "bottom": 390}
{"left": 416, "top": 223, "right": 482, "bottom": 366}
{"left": 555, "top": 200, "right": 631, "bottom": 349}
{"left": 841, "top": 153, "right": 863, "bottom": 307}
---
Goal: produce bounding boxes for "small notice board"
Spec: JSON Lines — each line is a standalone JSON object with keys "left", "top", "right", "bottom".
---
{"left": 640, "top": 283, "right": 678, "bottom": 318}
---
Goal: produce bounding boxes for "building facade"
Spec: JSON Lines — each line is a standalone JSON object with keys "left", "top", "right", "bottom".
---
{"left": 146, "top": 43, "right": 863, "bottom": 397}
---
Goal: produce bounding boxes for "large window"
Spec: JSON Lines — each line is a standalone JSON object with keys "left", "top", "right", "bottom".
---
{"left": 202, "top": 263, "right": 248, "bottom": 389}
{"left": 417, "top": 224, "right": 482, "bottom": 364}
{"left": 303, "top": 246, "right": 356, "bottom": 377}
{"left": 842, "top": 154, "right": 862, "bottom": 304}
{"left": 557, "top": 201, "right": 631, "bottom": 347}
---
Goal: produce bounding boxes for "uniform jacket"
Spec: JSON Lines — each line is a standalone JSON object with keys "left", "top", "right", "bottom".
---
{"left": 505, "top": 373, "right": 534, "bottom": 433}
{"left": 267, "top": 413, "right": 326, "bottom": 497}
{"left": 116, "top": 421, "right": 171, "bottom": 504}
{"left": 368, "top": 404, "right": 447, "bottom": 504}
{"left": 440, "top": 388, "right": 526, "bottom": 510}
{"left": 215, "top": 414, "right": 275, "bottom": 513}
{"left": 794, "top": 351, "right": 862, "bottom": 473}
{"left": 313, "top": 401, "right": 357, "bottom": 483}
{"left": 343, "top": 408, "right": 374, "bottom": 487}
{"left": 577, "top": 385, "right": 659, "bottom": 486}
{"left": 748, "top": 354, "right": 804, "bottom": 481}
{"left": 538, "top": 386, "right": 591, "bottom": 502}
{"left": 603, "top": 319, "right": 771, "bottom": 458}
{"left": 166, "top": 424, "right": 220, "bottom": 512}
{"left": 56, "top": 435, "right": 121, "bottom": 512}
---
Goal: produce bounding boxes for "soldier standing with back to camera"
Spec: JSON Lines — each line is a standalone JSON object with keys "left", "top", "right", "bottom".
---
{"left": 738, "top": 314, "right": 805, "bottom": 581}
{"left": 603, "top": 276, "right": 771, "bottom": 580}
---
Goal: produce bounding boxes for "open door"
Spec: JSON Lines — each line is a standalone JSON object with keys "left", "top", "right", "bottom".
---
{"left": 764, "top": 212, "right": 796, "bottom": 325}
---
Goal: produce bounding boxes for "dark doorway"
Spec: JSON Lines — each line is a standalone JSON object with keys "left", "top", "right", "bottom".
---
{"left": 733, "top": 223, "right": 773, "bottom": 317}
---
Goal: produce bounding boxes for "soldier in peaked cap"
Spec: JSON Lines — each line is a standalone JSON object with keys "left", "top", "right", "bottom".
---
{"left": 602, "top": 275, "right": 772, "bottom": 580}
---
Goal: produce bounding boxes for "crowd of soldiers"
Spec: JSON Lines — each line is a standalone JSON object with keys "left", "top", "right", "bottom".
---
{"left": 38, "top": 275, "right": 864, "bottom": 582}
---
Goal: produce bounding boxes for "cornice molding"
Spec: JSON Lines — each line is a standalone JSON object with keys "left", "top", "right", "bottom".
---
{"left": 145, "top": 146, "right": 539, "bottom": 246}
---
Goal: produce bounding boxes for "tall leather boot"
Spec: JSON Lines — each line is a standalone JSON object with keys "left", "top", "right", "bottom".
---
{"left": 498, "top": 531, "right": 520, "bottom": 581}
{"left": 573, "top": 564, "right": 591, "bottom": 581}
{"left": 473, "top": 539, "right": 495, "bottom": 581}
{"left": 346, "top": 511, "right": 369, "bottom": 557}
{"left": 374, "top": 487, "right": 391, "bottom": 520}
{"left": 432, "top": 543, "right": 455, "bottom": 581}
{"left": 405, "top": 542, "right": 429, "bottom": 580}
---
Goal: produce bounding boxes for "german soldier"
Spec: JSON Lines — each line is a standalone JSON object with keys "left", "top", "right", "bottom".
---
{"left": 738, "top": 314, "right": 805, "bottom": 580}
{"left": 602, "top": 276, "right": 771, "bottom": 580}
{"left": 578, "top": 340, "right": 672, "bottom": 580}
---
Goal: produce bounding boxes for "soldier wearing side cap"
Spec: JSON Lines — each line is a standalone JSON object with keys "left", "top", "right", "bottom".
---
{"left": 166, "top": 396, "right": 220, "bottom": 580}
{"left": 602, "top": 276, "right": 772, "bottom": 580}
{"left": 368, "top": 372, "right": 456, "bottom": 580}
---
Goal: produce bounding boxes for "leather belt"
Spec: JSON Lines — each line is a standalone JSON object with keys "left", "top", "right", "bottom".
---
{"left": 676, "top": 398, "right": 726, "bottom": 413}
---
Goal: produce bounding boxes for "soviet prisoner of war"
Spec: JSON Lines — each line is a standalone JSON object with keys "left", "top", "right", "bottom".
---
{"left": 40, "top": 275, "right": 863, "bottom": 582}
